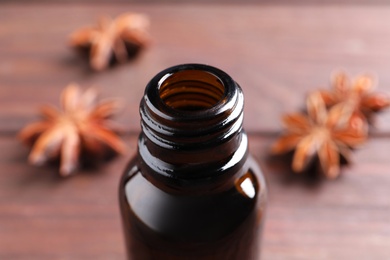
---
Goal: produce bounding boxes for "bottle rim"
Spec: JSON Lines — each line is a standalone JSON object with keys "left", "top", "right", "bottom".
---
{"left": 137, "top": 64, "right": 248, "bottom": 191}
{"left": 144, "top": 63, "right": 239, "bottom": 121}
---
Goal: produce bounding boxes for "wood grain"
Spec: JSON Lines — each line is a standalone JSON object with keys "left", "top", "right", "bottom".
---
{"left": 1, "top": 135, "right": 390, "bottom": 259}
{"left": 1, "top": 4, "right": 390, "bottom": 134}
{"left": 1, "top": 2, "right": 390, "bottom": 260}
{"left": 260, "top": 137, "right": 390, "bottom": 259}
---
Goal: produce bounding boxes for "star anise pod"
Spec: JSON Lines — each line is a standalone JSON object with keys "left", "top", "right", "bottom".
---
{"left": 19, "top": 83, "right": 127, "bottom": 176}
{"left": 320, "top": 72, "right": 390, "bottom": 124}
{"left": 69, "top": 13, "right": 150, "bottom": 71}
{"left": 271, "top": 91, "right": 367, "bottom": 179}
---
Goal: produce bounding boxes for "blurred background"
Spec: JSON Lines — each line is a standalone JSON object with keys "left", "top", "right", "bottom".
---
{"left": 1, "top": 0, "right": 390, "bottom": 259}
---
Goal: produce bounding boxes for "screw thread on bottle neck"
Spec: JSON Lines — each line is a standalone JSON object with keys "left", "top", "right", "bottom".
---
{"left": 139, "top": 64, "right": 247, "bottom": 190}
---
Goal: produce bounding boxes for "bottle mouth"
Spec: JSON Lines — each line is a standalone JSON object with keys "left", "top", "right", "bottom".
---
{"left": 139, "top": 64, "right": 246, "bottom": 187}
{"left": 141, "top": 64, "right": 243, "bottom": 149}
{"left": 144, "top": 64, "right": 238, "bottom": 120}
{"left": 158, "top": 70, "right": 225, "bottom": 112}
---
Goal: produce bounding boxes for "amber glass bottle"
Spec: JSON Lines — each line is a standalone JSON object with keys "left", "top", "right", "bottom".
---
{"left": 119, "top": 64, "right": 267, "bottom": 260}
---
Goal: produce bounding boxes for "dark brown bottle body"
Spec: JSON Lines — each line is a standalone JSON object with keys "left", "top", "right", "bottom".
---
{"left": 119, "top": 64, "right": 267, "bottom": 260}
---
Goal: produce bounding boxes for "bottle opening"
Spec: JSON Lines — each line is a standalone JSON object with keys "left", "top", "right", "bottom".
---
{"left": 158, "top": 70, "right": 225, "bottom": 111}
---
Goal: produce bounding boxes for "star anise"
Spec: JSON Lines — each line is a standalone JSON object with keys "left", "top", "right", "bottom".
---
{"left": 19, "top": 83, "right": 127, "bottom": 176}
{"left": 320, "top": 72, "right": 390, "bottom": 124}
{"left": 69, "top": 13, "right": 150, "bottom": 71}
{"left": 271, "top": 91, "right": 367, "bottom": 179}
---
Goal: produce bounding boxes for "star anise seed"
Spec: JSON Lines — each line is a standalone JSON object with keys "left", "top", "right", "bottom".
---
{"left": 69, "top": 13, "right": 150, "bottom": 71}
{"left": 319, "top": 72, "right": 390, "bottom": 125}
{"left": 19, "top": 83, "right": 127, "bottom": 176}
{"left": 272, "top": 91, "right": 367, "bottom": 179}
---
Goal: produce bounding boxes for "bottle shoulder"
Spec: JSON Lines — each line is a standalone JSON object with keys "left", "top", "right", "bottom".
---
{"left": 119, "top": 154, "right": 267, "bottom": 242}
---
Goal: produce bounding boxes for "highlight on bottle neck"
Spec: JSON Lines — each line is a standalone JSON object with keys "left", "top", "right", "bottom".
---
{"left": 138, "top": 64, "right": 247, "bottom": 189}
{"left": 140, "top": 64, "right": 244, "bottom": 149}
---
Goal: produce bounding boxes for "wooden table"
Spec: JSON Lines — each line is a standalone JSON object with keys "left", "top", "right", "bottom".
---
{"left": 1, "top": 2, "right": 390, "bottom": 259}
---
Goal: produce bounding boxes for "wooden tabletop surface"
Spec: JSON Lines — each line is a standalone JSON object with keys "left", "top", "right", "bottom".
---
{"left": 1, "top": 2, "right": 390, "bottom": 259}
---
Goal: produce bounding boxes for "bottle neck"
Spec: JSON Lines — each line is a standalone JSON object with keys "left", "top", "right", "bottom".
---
{"left": 138, "top": 64, "right": 247, "bottom": 192}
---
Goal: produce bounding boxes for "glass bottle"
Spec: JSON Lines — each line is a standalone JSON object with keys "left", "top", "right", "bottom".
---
{"left": 119, "top": 64, "right": 267, "bottom": 260}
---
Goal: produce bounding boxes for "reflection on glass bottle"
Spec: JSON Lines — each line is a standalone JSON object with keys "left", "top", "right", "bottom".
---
{"left": 119, "top": 64, "right": 267, "bottom": 260}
